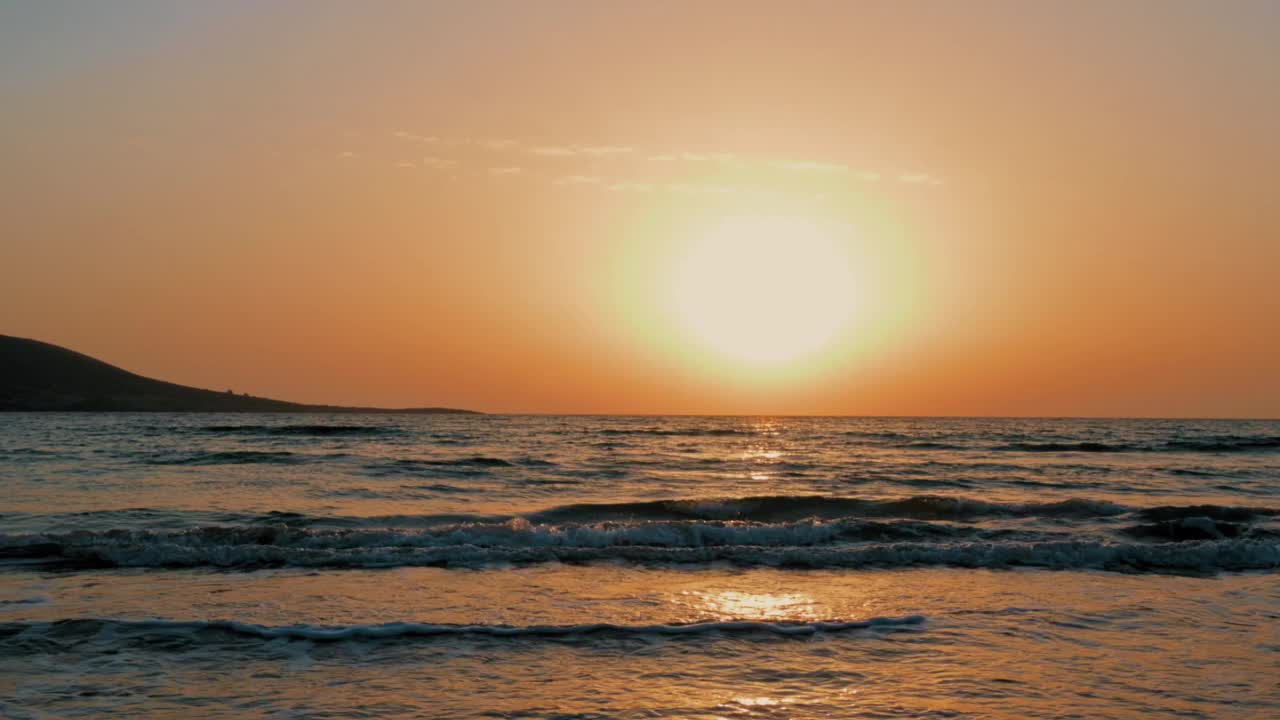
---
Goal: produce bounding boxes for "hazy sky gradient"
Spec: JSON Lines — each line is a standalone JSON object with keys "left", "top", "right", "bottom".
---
{"left": 2, "top": 1, "right": 1277, "bottom": 416}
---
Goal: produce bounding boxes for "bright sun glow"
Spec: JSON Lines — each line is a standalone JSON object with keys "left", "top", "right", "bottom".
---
{"left": 668, "top": 213, "right": 858, "bottom": 366}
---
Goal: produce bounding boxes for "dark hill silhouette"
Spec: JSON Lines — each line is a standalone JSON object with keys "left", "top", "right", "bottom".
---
{"left": 0, "top": 335, "right": 478, "bottom": 413}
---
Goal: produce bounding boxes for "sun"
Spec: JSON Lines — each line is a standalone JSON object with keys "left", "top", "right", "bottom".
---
{"left": 667, "top": 212, "right": 859, "bottom": 367}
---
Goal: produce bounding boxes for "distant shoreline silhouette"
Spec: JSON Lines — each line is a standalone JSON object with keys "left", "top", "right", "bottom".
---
{"left": 0, "top": 335, "right": 478, "bottom": 414}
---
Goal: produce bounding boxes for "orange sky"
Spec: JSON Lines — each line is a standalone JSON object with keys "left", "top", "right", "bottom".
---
{"left": 2, "top": 2, "right": 1277, "bottom": 416}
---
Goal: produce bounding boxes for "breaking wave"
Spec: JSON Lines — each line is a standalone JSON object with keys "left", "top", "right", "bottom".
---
{"left": 4, "top": 495, "right": 1276, "bottom": 573}
{"left": 7, "top": 495, "right": 1274, "bottom": 535}
{"left": 0, "top": 518, "right": 1044, "bottom": 561}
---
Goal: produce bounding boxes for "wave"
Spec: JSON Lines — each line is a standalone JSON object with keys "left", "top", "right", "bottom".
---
{"left": 319, "top": 483, "right": 486, "bottom": 500}
{"left": 891, "top": 441, "right": 967, "bottom": 450}
{"left": 366, "top": 457, "right": 514, "bottom": 477}
{"left": 597, "top": 428, "right": 750, "bottom": 438}
{"left": 4, "top": 512, "right": 1275, "bottom": 573}
{"left": 8, "top": 537, "right": 1273, "bottom": 573}
{"left": 8, "top": 496, "right": 1274, "bottom": 534}
{"left": 893, "top": 435, "right": 1280, "bottom": 454}
{"left": 401, "top": 483, "right": 477, "bottom": 494}
{"left": 0, "top": 518, "right": 1046, "bottom": 563}
{"left": 1135, "top": 504, "right": 1277, "bottom": 522}
{"left": 194, "top": 424, "right": 400, "bottom": 437}
{"left": 0, "top": 448, "right": 57, "bottom": 457}
{"left": 1167, "top": 468, "right": 1223, "bottom": 477}
{"left": 1122, "top": 517, "right": 1270, "bottom": 542}
{"left": 0, "top": 615, "right": 926, "bottom": 649}
{"left": 527, "top": 495, "right": 1135, "bottom": 523}
{"left": 1001, "top": 442, "right": 1125, "bottom": 453}
{"left": 1163, "top": 436, "right": 1280, "bottom": 452}
{"left": 146, "top": 450, "right": 305, "bottom": 466}
{"left": 5, "top": 495, "right": 1275, "bottom": 574}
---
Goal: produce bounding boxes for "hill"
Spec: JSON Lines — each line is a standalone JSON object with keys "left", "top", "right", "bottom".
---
{"left": 0, "top": 335, "right": 479, "bottom": 413}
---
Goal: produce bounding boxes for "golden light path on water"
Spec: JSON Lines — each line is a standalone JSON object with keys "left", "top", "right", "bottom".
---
{"left": 10, "top": 563, "right": 1273, "bottom": 717}
{"left": 679, "top": 590, "right": 822, "bottom": 622}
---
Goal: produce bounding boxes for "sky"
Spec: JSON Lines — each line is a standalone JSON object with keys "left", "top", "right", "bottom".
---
{"left": 2, "top": 1, "right": 1278, "bottom": 417}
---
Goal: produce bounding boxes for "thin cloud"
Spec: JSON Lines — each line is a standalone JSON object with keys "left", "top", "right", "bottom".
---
{"left": 336, "top": 151, "right": 358, "bottom": 159}
{"left": 776, "top": 160, "right": 849, "bottom": 174}
{"left": 607, "top": 182, "right": 654, "bottom": 192}
{"left": 530, "top": 146, "right": 577, "bottom": 156}
{"left": 578, "top": 145, "right": 633, "bottom": 157}
{"left": 647, "top": 152, "right": 712, "bottom": 162}
{"left": 395, "top": 160, "right": 416, "bottom": 168}
{"left": 531, "top": 144, "right": 631, "bottom": 157}
{"left": 370, "top": 130, "right": 944, "bottom": 189}
{"left": 666, "top": 181, "right": 734, "bottom": 195}
{"left": 898, "top": 172, "right": 943, "bottom": 185}
{"left": 391, "top": 131, "right": 446, "bottom": 144}
{"left": 555, "top": 174, "right": 602, "bottom": 186}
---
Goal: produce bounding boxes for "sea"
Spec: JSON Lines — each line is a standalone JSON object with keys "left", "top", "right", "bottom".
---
{"left": 1, "top": 413, "right": 1277, "bottom": 718}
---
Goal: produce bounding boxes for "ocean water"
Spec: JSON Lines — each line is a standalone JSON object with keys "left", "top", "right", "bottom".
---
{"left": 1, "top": 414, "right": 1277, "bottom": 718}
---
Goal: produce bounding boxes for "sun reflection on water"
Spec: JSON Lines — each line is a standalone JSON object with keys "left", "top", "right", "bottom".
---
{"left": 743, "top": 448, "right": 784, "bottom": 461}
{"left": 680, "top": 590, "right": 821, "bottom": 621}
{"left": 730, "top": 695, "right": 794, "bottom": 707}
